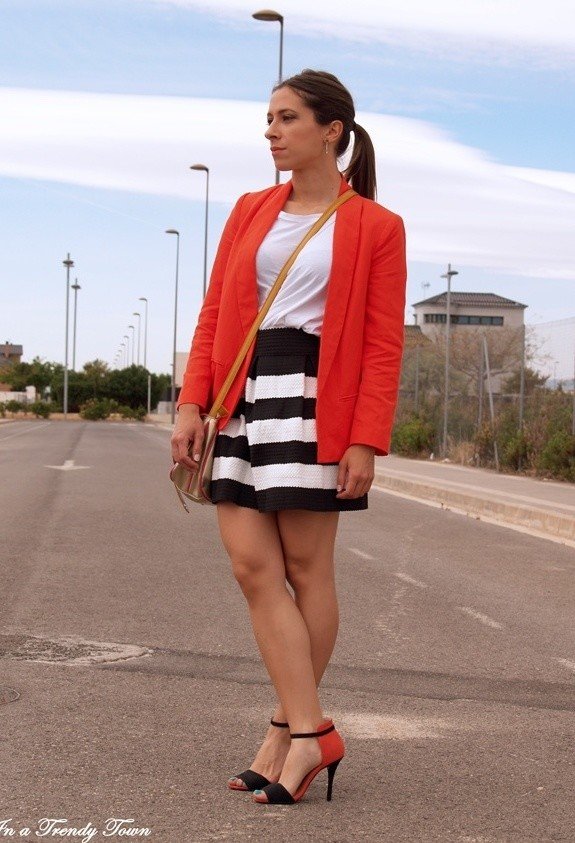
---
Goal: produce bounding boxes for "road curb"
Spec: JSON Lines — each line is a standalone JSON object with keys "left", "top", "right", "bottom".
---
{"left": 373, "top": 471, "right": 575, "bottom": 544}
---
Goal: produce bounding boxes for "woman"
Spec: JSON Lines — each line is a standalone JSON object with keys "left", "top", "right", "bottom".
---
{"left": 171, "top": 69, "right": 407, "bottom": 805}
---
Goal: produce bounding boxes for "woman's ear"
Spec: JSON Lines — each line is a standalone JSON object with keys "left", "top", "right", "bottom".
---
{"left": 326, "top": 120, "right": 344, "bottom": 145}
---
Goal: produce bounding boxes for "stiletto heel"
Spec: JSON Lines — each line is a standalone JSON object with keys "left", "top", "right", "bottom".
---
{"left": 253, "top": 718, "right": 345, "bottom": 805}
{"left": 326, "top": 758, "right": 341, "bottom": 801}
{"left": 228, "top": 718, "right": 290, "bottom": 792}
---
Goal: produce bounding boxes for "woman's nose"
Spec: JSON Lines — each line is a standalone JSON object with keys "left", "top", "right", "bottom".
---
{"left": 265, "top": 123, "right": 277, "bottom": 140}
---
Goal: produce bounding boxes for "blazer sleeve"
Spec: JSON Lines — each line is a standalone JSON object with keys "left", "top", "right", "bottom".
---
{"left": 176, "top": 193, "right": 248, "bottom": 412}
{"left": 349, "top": 213, "right": 407, "bottom": 455}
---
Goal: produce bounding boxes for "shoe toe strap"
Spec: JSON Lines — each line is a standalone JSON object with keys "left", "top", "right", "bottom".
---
{"left": 234, "top": 769, "right": 271, "bottom": 790}
{"left": 260, "top": 782, "right": 295, "bottom": 804}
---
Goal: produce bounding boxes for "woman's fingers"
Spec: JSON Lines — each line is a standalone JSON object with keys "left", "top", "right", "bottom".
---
{"left": 336, "top": 446, "right": 375, "bottom": 499}
{"left": 336, "top": 458, "right": 348, "bottom": 494}
{"left": 171, "top": 419, "right": 205, "bottom": 470}
{"left": 191, "top": 426, "right": 205, "bottom": 464}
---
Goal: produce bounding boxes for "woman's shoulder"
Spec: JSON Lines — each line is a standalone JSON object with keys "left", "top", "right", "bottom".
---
{"left": 355, "top": 194, "right": 404, "bottom": 227}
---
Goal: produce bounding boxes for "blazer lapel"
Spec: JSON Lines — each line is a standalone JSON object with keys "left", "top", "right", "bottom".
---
{"left": 235, "top": 180, "right": 293, "bottom": 336}
{"left": 318, "top": 179, "right": 362, "bottom": 392}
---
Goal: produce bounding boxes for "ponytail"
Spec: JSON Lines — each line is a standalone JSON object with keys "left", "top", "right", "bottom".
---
{"left": 343, "top": 122, "right": 377, "bottom": 201}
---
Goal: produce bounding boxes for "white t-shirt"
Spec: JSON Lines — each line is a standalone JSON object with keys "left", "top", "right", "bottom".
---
{"left": 255, "top": 210, "right": 336, "bottom": 336}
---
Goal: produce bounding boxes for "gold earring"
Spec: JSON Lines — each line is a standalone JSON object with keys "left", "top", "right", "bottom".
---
{"left": 325, "top": 140, "right": 329, "bottom": 155}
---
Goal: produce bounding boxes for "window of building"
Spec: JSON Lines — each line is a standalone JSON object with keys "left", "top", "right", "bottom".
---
{"left": 423, "top": 313, "right": 504, "bottom": 326}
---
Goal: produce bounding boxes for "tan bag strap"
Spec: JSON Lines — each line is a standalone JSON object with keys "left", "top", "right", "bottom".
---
{"left": 207, "top": 188, "right": 357, "bottom": 419}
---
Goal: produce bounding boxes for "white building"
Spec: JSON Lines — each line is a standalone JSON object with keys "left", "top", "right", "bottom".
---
{"left": 412, "top": 292, "right": 526, "bottom": 337}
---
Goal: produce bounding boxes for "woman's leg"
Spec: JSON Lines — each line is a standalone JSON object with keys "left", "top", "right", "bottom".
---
{"left": 217, "top": 502, "right": 324, "bottom": 784}
{"left": 263, "top": 509, "right": 341, "bottom": 796}
{"left": 271, "top": 509, "right": 340, "bottom": 724}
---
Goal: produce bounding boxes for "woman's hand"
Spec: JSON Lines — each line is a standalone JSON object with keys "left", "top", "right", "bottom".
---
{"left": 336, "top": 444, "right": 376, "bottom": 499}
{"left": 170, "top": 404, "right": 205, "bottom": 471}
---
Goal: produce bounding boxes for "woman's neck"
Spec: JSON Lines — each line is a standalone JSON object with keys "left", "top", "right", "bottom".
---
{"left": 284, "top": 166, "right": 343, "bottom": 214}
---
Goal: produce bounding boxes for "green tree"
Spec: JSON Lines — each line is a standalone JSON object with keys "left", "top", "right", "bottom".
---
{"left": 501, "top": 367, "right": 548, "bottom": 395}
{"left": 2, "top": 357, "right": 60, "bottom": 394}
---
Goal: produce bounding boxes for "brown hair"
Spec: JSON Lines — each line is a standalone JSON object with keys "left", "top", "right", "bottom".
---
{"left": 273, "top": 69, "right": 377, "bottom": 201}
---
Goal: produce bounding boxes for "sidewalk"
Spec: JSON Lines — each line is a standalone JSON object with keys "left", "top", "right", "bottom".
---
{"left": 374, "top": 455, "right": 575, "bottom": 546}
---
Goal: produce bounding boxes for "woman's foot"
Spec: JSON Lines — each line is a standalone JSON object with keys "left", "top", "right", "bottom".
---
{"left": 228, "top": 721, "right": 291, "bottom": 789}
{"left": 253, "top": 736, "right": 322, "bottom": 802}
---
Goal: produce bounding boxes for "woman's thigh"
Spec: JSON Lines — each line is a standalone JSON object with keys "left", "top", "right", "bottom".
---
{"left": 277, "top": 510, "right": 340, "bottom": 586}
{"left": 216, "top": 502, "right": 287, "bottom": 593}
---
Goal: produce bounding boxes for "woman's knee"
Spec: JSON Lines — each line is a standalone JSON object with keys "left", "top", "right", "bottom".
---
{"left": 230, "top": 552, "right": 274, "bottom": 597}
{"left": 284, "top": 551, "right": 334, "bottom": 592}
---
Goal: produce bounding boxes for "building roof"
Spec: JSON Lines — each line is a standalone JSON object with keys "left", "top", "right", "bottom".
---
{"left": 403, "top": 325, "right": 433, "bottom": 348}
{"left": 0, "top": 343, "right": 23, "bottom": 355}
{"left": 412, "top": 292, "right": 527, "bottom": 309}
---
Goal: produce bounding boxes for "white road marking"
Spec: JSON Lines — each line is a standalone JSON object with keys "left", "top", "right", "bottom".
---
{"left": 0, "top": 422, "right": 51, "bottom": 442}
{"left": 554, "top": 658, "right": 575, "bottom": 672}
{"left": 349, "top": 548, "right": 374, "bottom": 560}
{"left": 329, "top": 710, "right": 458, "bottom": 740}
{"left": 45, "top": 459, "right": 91, "bottom": 471}
{"left": 457, "top": 606, "right": 504, "bottom": 629}
{"left": 394, "top": 572, "right": 429, "bottom": 589}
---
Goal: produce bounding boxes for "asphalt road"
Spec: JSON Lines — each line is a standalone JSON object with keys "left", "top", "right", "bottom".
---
{"left": 1, "top": 419, "right": 574, "bottom": 842}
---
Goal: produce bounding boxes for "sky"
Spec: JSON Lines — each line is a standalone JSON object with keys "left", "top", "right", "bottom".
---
{"left": 1, "top": 0, "right": 574, "bottom": 379}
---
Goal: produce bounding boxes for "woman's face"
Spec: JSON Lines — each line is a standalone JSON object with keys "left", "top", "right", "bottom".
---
{"left": 265, "top": 86, "right": 335, "bottom": 171}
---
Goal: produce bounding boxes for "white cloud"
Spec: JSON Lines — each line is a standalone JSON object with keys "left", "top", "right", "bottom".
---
{"left": 143, "top": 0, "right": 575, "bottom": 57}
{"left": 1, "top": 86, "right": 574, "bottom": 280}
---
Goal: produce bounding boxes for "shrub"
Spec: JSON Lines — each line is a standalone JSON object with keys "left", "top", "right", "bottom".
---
{"left": 30, "top": 401, "right": 51, "bottom": 418}
{"left": 79, "top": 398, "right": 112, "bottom": 420}
{"left": 118, "top": 405, "right": 146, "bottom": 421}
{"left": 537, "top": 431, "right": 575, "bottom": 481}
{"left": 5, "top": 399, "right": 24, "bottom": 414}
{"left": 0, "top": 402, "right": 5, "bottom": 418}
{"left": 392, "top": 415, "right": 435, "bottom": 456}
{"left": 501, "top": 430, "right": 531, "bottom": 470}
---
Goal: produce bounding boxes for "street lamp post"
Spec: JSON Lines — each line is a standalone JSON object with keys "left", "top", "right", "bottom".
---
{"left": 71, "top": 278, "right": 81, "bottom": 371}
{"left": 138, "top": 297, "right": 148, "bottom": 369}
{"left": 128, "top": 325, "right": 135, "bottom": 365}
{"left": 253, "top": 8, "right": 284, "bottom": 185}
{"left": 166, "top": 229, "right": 180, "bottom": 424}
{"left": 190, "top": 164, "right": 210, "bottom": 299}
{"left": 440, "top": 263, "right": 459, "bottom": 458}
{"left": 120, "top": 342, "right": 126, "bottom": 369}
{"left": 124, "top": 334, "right": 130, "bottom": 369}
{"left": 132, "top": 312, "right": 141, "bottom": 366}
{"left": 62, "top": 253, "right": 74, "bottom": 419}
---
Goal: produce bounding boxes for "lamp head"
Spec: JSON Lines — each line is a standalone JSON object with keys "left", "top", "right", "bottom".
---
{"left": 253, "top": 9, "right": 283, "bottom": 22}
{"left": 190, "top": 164, "right": 209, "bottom": 172}
{"left": 165, "top": 228, "right": 179, "bottom": 235}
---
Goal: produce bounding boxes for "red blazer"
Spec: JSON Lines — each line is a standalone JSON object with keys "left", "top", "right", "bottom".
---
{"left": 177, "top": 175, "right": 407, "bottom": 463}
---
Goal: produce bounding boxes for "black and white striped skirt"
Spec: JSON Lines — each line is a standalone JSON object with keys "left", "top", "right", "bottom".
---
{"left": 210, "top": 327, "right": 368, "bottom": 512}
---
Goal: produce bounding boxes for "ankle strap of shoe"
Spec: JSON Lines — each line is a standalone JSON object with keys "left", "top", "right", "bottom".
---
{"left": 270, "top": 718, "right": 289, "bottom": 727}
{"left": 290, "top": 723, "right": 335, "bottom": 739}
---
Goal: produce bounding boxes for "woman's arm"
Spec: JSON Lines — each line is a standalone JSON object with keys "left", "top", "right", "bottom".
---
{"left": 176, "top": 192, "right": 248, "bottom": 412}
{"left": 349, "top": 213, "right": 407, "bottom": 456}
